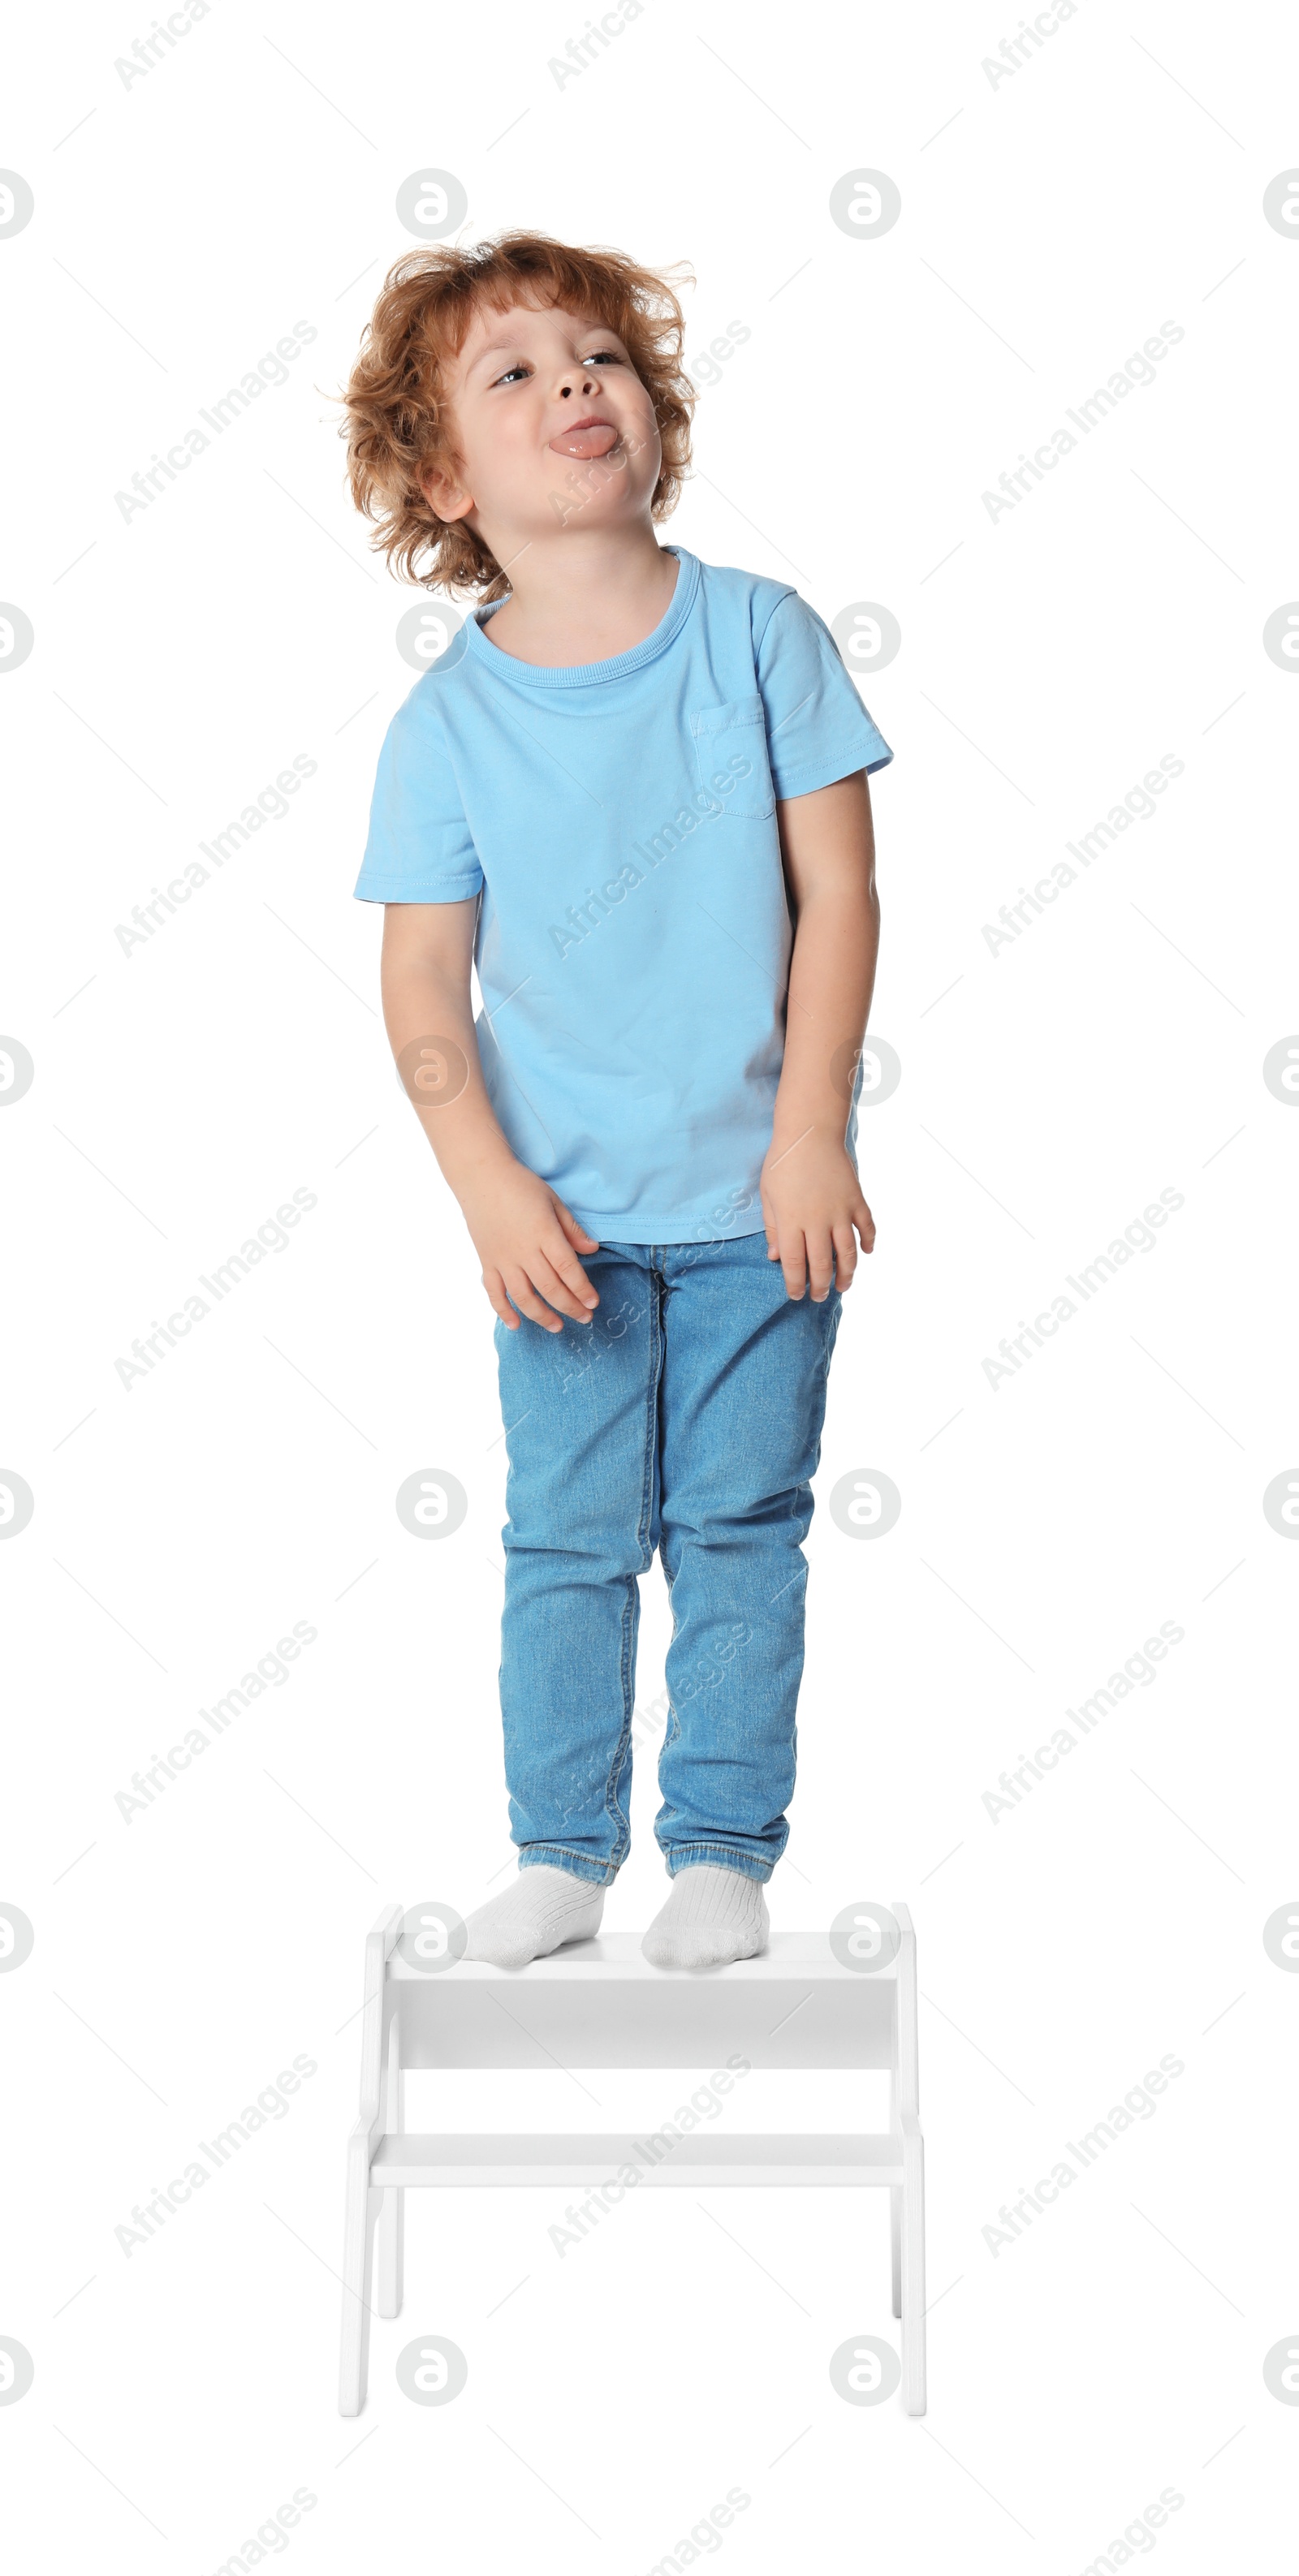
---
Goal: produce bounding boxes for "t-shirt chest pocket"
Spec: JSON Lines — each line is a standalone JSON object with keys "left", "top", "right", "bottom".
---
{"left": 689, "top": 694, "right": 775, "bottom": 821}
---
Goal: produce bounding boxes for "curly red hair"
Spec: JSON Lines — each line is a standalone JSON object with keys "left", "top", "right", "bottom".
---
{"left": 339, "top": 229, "right": 697, "bottom": 601}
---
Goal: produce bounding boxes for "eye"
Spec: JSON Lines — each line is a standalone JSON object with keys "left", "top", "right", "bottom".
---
{"left": 489, "top": 347, "right": 624, "bottom": 389}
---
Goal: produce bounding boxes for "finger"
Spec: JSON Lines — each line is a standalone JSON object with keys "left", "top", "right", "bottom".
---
{"left": 779, "top": 1232, "right": 809, "bottom": 1301}
{"left": 831, "top": 1224, "right": 858, "bottom": 1290}
{"left": 855, "top": 1198, "right": 877, "bottom": 1253}
{"left": 551, "top": 1195, "right": 601, "bottom": 1249}
{"left": 529, "top": 1250, "right": 598, "bottom": 1324}
{"left": 482, "top": 1269, "right": 519, "bottom": 1329}
{"left": 503, "top": 1269, "right": 564, "bottom": 1333}
{"left": 544, "top": 1235, "right": 599, "bottom": 1310}
{"left": 805, "top": 1229, "right": 836, "bottom": 1303}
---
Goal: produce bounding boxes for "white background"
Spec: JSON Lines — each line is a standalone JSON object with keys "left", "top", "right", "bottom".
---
{"left": 2, "top": 1, "right": 1297, "bottom": 2568}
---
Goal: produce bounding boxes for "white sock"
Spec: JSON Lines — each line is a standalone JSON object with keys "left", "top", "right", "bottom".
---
{"left": 641, "top": 1864, "right": 770, "bottom": 1970}
{"left": 464, "top": 1865, "right": 606, "bottom": 1969}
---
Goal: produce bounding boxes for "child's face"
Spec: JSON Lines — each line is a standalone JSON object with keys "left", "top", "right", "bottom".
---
{"left": 421, "top": 297, "right": 662, "bottom": 554}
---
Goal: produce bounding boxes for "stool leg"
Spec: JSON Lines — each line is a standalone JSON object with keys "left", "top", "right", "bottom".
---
{"left": 339, "top": 2147, "right": 380, "bottom": 2416}
{"left": 900, "top": 2124, "right": 926, "bottom": 2415}
{"left": 376, "top": 2186, "right": 403, "bottom": 2320}
{"left": 377, "top": 2057, "right": 404, "bottom": 2320}
{"left": 890, "top": 2185, "right": 902, "bottom": 2320}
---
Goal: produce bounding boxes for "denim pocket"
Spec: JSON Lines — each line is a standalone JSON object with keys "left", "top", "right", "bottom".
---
{"left": 689, "top": 694, "right": 775, "bottom": 820}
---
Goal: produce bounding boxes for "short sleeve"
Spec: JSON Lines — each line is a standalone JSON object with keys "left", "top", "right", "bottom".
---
{"left": 755, "top": 592, "right": 894, "bottom": 801}
{"left": 353, "top": 687, "right": 483, "bottom": 904}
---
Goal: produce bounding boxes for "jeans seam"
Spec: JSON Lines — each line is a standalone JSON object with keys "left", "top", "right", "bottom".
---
{"left": 598, "top": 1261, "right": 661, "bottom": 1869}
{"left": 644, "top": 1261, "right": 664, "bottom": 1565}
{"left": 600, "top": 1574, "right": 637, "bottom": 1867}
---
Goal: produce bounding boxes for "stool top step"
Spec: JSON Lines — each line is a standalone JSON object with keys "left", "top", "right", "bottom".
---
{"left": 386, "top": 1928, "right": 904, "bottom": 1984}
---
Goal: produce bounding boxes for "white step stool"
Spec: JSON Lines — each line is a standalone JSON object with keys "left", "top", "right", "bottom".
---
{"left": 339, "top": 1902, "right": 926, "bottom": 2415}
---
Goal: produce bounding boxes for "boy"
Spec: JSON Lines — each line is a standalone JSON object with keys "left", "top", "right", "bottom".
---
{"left": 344, "top": 231, "right": 891, "bottom": 1970}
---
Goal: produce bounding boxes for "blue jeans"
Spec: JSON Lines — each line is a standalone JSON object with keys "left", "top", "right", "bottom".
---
{"left": 493, "top": 1230, "right": 843, "bottom": 1887}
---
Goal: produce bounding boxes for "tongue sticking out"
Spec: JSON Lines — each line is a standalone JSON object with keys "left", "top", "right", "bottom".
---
{"left": 547, "top": 421, "right": 619, "bottom": 461}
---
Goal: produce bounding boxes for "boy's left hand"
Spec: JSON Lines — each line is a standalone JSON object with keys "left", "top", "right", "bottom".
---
{"left": 759, "top": 1133, "right": 875, "bottom": 1302}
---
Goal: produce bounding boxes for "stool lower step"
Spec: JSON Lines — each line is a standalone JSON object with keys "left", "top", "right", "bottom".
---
{"left": 372, "top": 2131, "right": 904, "bottom": 2188}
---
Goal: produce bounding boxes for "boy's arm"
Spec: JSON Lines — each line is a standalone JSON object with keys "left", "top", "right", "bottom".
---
{"left": 761, "top": 768, "right": 881, "bottom": 1303}
{"left": 379, "top": 898, "right": 600, "bottom": 1332}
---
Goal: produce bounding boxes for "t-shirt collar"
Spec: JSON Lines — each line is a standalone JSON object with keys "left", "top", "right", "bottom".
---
{"left": 463, "top": 546, "right": 700, "bottom": 689}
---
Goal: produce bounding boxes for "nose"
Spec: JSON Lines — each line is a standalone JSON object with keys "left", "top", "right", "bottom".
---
{"left": 558, "top": 369, "right": 600, "bottom": 401}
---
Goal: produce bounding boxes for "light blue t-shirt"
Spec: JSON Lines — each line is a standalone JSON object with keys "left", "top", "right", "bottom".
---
{"left": 355, "top": 545, "right": 893, "bottom": 1243}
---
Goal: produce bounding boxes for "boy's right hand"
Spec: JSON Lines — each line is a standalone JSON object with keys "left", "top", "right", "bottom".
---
{"left": 459, "top": 1160, "right": 601, "bottom": 1332}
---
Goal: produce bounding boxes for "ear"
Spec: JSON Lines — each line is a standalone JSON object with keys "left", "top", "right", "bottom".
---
{"left": 420, "top": 462, "right": 475, "bottom": 523}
